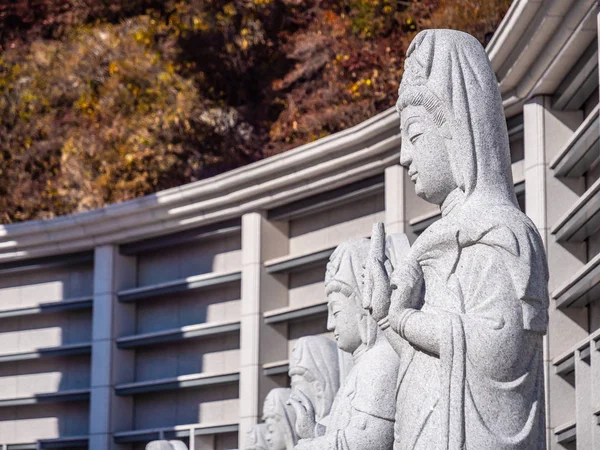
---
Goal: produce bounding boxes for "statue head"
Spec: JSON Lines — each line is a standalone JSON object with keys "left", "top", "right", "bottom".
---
{"left": 289, "top": 336, "right": 340, "bottom": 420}
{"left": 245, "top": 423, "right": 269, "bottom": 450}
{"left": 145, "top": 441, "right": 187, "bottom": 450}
{"left": 397, "top": 29, "right": 515, "bottom": 209}
{"left": 262, "top": 388, "right": 297, "bottom": 450}
{"left": 325, "top": 238, "right": 377, "bottom": 355}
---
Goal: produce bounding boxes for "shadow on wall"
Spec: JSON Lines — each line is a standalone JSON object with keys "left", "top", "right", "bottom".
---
{"left": 135, "top": 233, "right": 242, "bottom": 288}
{"left": 133, "top": 383, "right": 240, "bottom": 430}
{"left": 0, "top": 262, "right": 94, "bottom": 445}
{"left": 133, "top": 332, "right": 240, "bottom": 382}
{"left": 134, "top": 282, "right": 241, "bottom": 335}
{"left": 0, "top": 361, "right": 90, "bottom": 442}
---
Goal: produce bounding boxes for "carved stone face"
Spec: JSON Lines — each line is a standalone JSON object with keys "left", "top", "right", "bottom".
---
{"left": 400, "top": 105, "right": 456, "bottom": 205}
{"left": 327, "top": 291, "right": 362, "bottom": 354}
{"left": 264, "top": 416, "right": 286, "bottom": 450}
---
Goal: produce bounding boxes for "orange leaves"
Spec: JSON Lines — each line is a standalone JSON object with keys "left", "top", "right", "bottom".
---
{"left": 0, "top": 0, "right": 512, "bottom": 223}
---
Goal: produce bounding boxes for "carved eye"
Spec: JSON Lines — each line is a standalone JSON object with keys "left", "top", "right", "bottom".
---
{"left": 406, "top": 121, "right": 424, "bottom": 144}
{"left": 409, "top": 132, "right": 423, "bottom": 144}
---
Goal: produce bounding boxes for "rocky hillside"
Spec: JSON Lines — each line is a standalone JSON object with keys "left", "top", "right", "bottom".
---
{"left": 0, "top": 0, "right": 511, "bottom": 223}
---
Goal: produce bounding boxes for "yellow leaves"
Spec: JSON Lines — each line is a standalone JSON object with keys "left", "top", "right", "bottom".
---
{"left": 10, "top": 64, "right": 21, "bottom": 78}
{"left": 192, "top": 16, "right": 208, "bottom": 31}
{"left": 405, "top": 17, "right": 417, "bottom": 31}
{"left": 134, "top": 29, "right": 145, "bottom": 43}
{"left": 108, "top": 61, "right": 119, "bottom": 75}
{"left": 347, "top": 77, "right": 374, "bottom": 98}
{"left": 223, "top": 3, "right": 237, "bottom": 16}
{"left": 335, "top": 54, "right": 350, "bottom": 64}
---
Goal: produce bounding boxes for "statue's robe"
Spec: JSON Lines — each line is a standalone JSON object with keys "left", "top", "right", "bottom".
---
{"left": 393, "top": 29, "right": 548, "bottom": 450}
{"left": 302, "top": 335, "right": 399, "bottom": 450}
{"left": 394, "top": 206, "right": 547, "bottom": 450}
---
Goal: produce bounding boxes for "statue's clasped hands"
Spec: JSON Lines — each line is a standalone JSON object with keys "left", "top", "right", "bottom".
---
{"left": 362, "top": 223, "right": 424, "bottom": 327}
{"left": 287, "top": 390, "right": 317, "bottom": 440}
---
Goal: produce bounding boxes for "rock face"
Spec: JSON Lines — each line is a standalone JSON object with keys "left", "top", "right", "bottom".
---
{"left": 363, "top": 29, "right": 549, "bottom": 450}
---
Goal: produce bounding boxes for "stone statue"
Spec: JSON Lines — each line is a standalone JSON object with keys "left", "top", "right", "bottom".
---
{"left": 363, "top": 29, "right": 549, "bottom": 449}
{"left": 290, "top": 237, "right": 407, "bottom": 450}
{"left": 245, "top": 423, "right": 269, "bottom": 450}
{"left": 263, "top": 388, "right": 298, "bottom": 450}
{"left": 145, "top": 441, "right": 188, "bottom": 450}
{"left": 288, "top": 335, "right": 343, "bottom": 439}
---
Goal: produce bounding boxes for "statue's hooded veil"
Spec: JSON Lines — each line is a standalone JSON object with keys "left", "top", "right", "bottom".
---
{"left": 288, "top": 336, "right": 341, "bottom": 420}
{"left": 397, "top": 29, "right": 548, "bottom": 334}
{"left": 398, "top": 29, "right": 515, "bottom": 205}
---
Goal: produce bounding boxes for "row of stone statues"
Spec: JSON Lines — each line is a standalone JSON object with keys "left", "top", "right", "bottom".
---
{"left": 148, "top": 28, "right": 549, "bottom": 450}
{"left": 247, "top": 29, "right": 549, "bottom": 450}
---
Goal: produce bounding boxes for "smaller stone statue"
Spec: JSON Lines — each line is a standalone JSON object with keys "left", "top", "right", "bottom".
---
{"left": 145, "top": 440, "right": 188, "bottom": 450}
{"left": 289, "top": 237, "right": 407, "bottom": 450}
{"left": 245, "top": 423, "right": 269, "bottom": 450}
{"left": 288, "top": 335, "right": 342, "bottom": 439}
{"left": 263, "top": 388, "right": 298, "bottom": 450}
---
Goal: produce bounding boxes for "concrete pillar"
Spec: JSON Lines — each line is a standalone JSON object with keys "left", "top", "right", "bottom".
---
{"left": 89, "top": 245, "right": 136, "bottom": 450}
{"left": 523, "top": 96, "right": 586, "bottom": 449}
{"left": 239, "top": 213, "right": 264, "bottom": 444}
{"left": 384, "top": 164, "right": 406, "bottom": 235}
{"left": 239, "top": 212, "right": 289, "bottom": 446}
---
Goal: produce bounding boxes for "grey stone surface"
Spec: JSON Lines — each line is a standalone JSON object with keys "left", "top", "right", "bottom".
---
{"left": 145, "top": 440, "right": 188, "bottom": 450}
{"left": 290, "top": 237, "right": 407, "bottom": 450}
{"left": 363, "top": 29, "right": 549, "bottom": 449}
{"left": 245, "top": 423, "right": 269, "bottom": 450}
{"left": 263, "top": 388, "right": 298, "bottom": 450}
{"left": 288, "top": 335, "right": 345, "bottom": 439}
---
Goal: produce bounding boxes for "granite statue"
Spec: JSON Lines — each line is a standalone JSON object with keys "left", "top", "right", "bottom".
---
{"left": 289, "top": 236, "right": 408, "bottom": 450}
{"left": 245, "top": 423, "right": 269, "bottom": 450}
{"left": 288, "top": 335, "right": 345, "bottom": 439}
{"left": 145, "top": 440, "right": 188, "bottom": 450}
{"left": 263, "top": 388, "right": 298, "bottom": 450}
{"left": 363, "top": 29, "right": 549, "bottom": 449}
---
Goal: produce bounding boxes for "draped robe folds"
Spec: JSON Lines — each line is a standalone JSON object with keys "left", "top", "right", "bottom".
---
{"left": 391, "top": 29, "right": 549, "bottom": 450}
{"left": 393, "top": 206, "right": 547, "bottom": 449}
{"left": 303, "top": 336, "right": 398, "bottom": 450}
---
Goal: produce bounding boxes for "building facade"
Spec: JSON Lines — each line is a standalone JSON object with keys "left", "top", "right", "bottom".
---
{"left": 0, "top": 0, "right": 598, "bottom": 449}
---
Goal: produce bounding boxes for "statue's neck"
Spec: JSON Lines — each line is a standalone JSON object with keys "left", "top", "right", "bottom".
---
{"left": 352, "top": 342, "right": 368, "bottom": 362}
{"left": 441, "top": 188, "right": 464, "bottom": 217}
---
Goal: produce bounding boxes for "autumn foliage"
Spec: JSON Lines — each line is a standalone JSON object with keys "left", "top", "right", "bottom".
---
{"left": 0, "top": 0, "right": 511, "bottom": 223}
